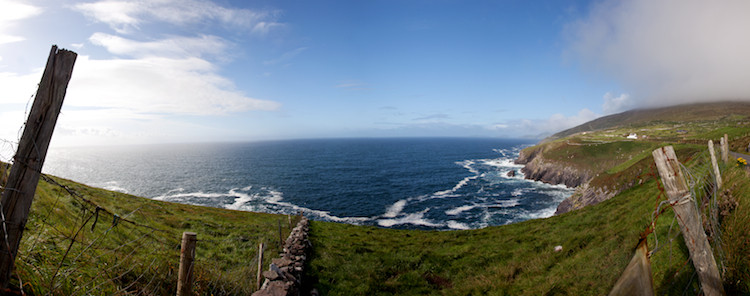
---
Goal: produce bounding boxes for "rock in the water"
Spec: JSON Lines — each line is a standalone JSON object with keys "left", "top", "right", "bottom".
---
{"left": 506, "top": 170, "right": 516, "bottom": 177}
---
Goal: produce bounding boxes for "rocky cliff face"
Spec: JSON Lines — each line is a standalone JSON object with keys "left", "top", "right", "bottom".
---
{"left": 515, "top": 149, "right": 590, "bottom": 188}
{"left": 554, "top": 183, "right": 616, "bottom": 215}
{"left": 516, "top": 148, "right": 613, "bottom": 215}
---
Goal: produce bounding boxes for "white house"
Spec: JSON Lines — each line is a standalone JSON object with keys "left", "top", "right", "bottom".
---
{"left": 627, "top": 133, "right": 638, "bottom": 139}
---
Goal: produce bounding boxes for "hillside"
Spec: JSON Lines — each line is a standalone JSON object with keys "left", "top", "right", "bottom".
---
{"left": 544, "top": 101, "right": 750, "bottom": 142}
{"left": 1, "top": 102, "right": 749, "bottom": 295}
{"left": 518, "top": 101, "right": 750, "bottom": 214}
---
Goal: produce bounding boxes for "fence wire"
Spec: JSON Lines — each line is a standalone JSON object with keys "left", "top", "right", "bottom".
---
{"left": 644, "top": 147, "right": 731, "bottom": 295}
{"left": 0, "top": 136, "right": 295, "bottom": 295}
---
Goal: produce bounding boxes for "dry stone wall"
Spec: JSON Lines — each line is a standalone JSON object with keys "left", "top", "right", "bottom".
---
{"left": 252, "top": 216, "right": 311, "bottom": 296}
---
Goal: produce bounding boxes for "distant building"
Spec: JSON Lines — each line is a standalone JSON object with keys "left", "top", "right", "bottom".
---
{"left": 627, "top": 133, "right": 638, "bottom": 139}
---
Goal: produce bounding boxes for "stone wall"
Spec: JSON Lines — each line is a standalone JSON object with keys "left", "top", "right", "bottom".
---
{"left": 252, "top": 216, "right": 311, "bottom": 296}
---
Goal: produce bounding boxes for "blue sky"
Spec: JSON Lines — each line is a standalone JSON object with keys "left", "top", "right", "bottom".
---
{"left": 1, "top": 0, "right": 749, "bottom": 147}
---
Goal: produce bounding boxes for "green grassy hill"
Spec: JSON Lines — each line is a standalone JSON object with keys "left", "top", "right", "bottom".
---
{"left": 5, "top": 102, "right": 750, "bottom": 295}
{"left": 544, "top": 101, "right": 750, "bottom": 142}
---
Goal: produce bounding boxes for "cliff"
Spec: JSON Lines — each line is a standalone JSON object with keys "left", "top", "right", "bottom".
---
{"left": 516, "top": 149, "right": 590, "bottom": 188}
{"left": 555, "top": 183, "right": 616, "bottom": 214}
{"left": 516, "top": 147, "right": 610, "bottom": 214}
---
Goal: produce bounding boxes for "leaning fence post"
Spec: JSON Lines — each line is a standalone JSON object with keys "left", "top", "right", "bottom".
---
{"left": 720, "top": 134, "right": 729, "bottom": 164}
{"left": 652, "top": 146, "right": 725, "bottom": 296}
{"left": 177, "top": 232, "right": 197, "bottom": 296}
{"left": 0, "top": 45, "right": 76, "bottom": 288}
{"left": 256, "top": 242, "right": 264, "bottom": 290}
{"left": 608, "top": 239, "right": 654, "bottom": 296}
{"left": 708, "top": 140, "right": 723, "bottom": 190}
{"left": 278, "top": 220, "right": 283, "bottom": 250}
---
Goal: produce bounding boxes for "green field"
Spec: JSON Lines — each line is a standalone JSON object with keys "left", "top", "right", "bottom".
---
{"left": 4, "top": 102, "right": 750, "bottom": 295}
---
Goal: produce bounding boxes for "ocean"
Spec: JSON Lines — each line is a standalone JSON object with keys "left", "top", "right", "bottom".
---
{"left": 43, "top": 138, "right": 573, "bottom": 230}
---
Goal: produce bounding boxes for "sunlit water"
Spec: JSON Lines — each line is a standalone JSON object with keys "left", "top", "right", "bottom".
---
{"left": 45, "top": 138, "right": 573, "bottom": 230}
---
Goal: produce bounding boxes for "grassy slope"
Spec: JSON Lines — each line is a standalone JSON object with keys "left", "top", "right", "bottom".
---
{"left": 545, "top": 101, "right": 750, "bottom": 141}
{"left": 12, "top": 102, "right": 750, "bottom": 295}
{"left": 304, "top": 102, "right": 750, "bottom": 295}
{"left": 305, "top": 147, "right": 708, "bottom": 295}
{"left": 16, "top": 175, "right": 296, "bottom": 295}
{"left": 719, "top": 166, "right": 750, "bottom": 294}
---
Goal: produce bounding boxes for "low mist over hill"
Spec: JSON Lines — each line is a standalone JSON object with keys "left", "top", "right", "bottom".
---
{"left": 544, "top": 101, "right": 750, "bottom": 142}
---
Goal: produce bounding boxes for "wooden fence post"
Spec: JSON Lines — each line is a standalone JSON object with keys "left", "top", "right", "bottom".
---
{"left": 720, "top": 134, "right": 729, "bottom": 164}
{"left": 256, "top": 242, "right": 264, "bottom": 290}
{"left": 708, "top": 140, "right": 723, "bottom": 190}
{"left": 608, "top": 239, "right": 654, "bottom": 296}
{"left": 278, "top": 220, "right": 283, "bottom": 250}
{"left": 0, "top": 45, "right": 76, "bottom": 288}
{"left": 177, "top": 232, "right": 197, "bottom": 296}
{"left": 652, "top": 146, "right": 725, "bottom": 296}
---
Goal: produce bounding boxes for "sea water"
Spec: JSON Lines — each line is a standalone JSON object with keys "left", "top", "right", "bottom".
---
{"left": 44, "top": 138, "right": 573, "bottom": 230}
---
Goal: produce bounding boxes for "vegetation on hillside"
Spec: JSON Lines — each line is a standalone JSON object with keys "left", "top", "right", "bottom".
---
{"left": 2, "top": 102, "right": 748, "bottom": 295}
{"left": 10, "top": 174, "right": 296, "bottom": 295}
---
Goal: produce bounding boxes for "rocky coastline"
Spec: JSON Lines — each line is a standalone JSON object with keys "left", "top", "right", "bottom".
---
{"left": 515, "top": 148, "right": 613, "bottom": 215}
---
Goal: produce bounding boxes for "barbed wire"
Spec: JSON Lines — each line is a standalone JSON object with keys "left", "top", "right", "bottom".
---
{"left": 642, "top": 147, "right": 733, "bottom": 294}
{"left": 0, "top": 135, "right": 298, "bottom": 295}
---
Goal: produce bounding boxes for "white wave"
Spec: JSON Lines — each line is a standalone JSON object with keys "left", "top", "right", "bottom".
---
{"left": 481, "top": 158, "right": 523, "bottom": 168}
{"left": 101, "top": 181, "right": 128, "bottom": 193}
{"left": 226, "top": 188, "right": 371, "bottom": 224}
{"left": 152, "top": 191, "right": 227, "bottom": 201}
{"left": 493, "top": 199, "right": 520, "bottom": 208}
{"left": 445, "top": 204, "right": 477, "bottom": 216}
{"left": 434, "top": 160, "right": 479, "bottom": 197}
{"left": 384, "top": 199, "right": 407, "bottom": 218}
{"left": 447, "top": 220, "right": 470, "bottom": 230}
{"left": 519, "top": 207, "right": 557, "bottom": 220}
{"left": 149, "top": 187, "right": 364, "bottom": 223}
{"left": 377, "top": 209, "right": 441, "bottom": 228}
{"left": 241, "top": 185, "right": 253, "bottom": 191}
{"left": 226, "top": 189, "right": 256, "bottom": 210}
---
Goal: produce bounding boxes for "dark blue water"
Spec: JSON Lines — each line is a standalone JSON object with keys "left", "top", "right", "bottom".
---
{"left": 44, "top": 138, "right": 572, "bottom": 230}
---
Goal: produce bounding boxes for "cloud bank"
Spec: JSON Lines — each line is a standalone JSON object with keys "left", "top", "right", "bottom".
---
{"left": 67, "top": 55, "right": 280, "bottom": 116}
{"left": 0, "top": 0, "right": 41, "bottom": 45}
{"left": 567, "top": 0, "right": 750, "bottom": 107}
{"left": 74, "top": 0, "right": 281, "bottom": 34}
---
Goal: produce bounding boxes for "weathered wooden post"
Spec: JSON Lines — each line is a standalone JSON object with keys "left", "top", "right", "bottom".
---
{"left": 608, "top": 239, "right": 654, "bottom": 296}
{"left": 652, "top": 146, "right": 725, "bottom": 296}
{"left": 256, "top": 242, "right": 264, "bottom": 290}
{"left": 0, "top": 46, "right": 76, "bottom": 288}
{"left": 278, "top": 220, "right": 283, "bottom": 250}
{"left": 708, "top": 140, "right": 723, "bottom": 190}
{"left": 720, "top": 134, "right": 729, "bottom": 164}
{"left": 177, "top": 232, "right": 197, "bottom": 296}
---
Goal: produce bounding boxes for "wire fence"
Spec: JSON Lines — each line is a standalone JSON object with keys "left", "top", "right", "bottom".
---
{"left": 640, "top": 146, "right": 731, "bottom": 295}
{"left": 0, "top": 137, "right": 297, "bottom": 295}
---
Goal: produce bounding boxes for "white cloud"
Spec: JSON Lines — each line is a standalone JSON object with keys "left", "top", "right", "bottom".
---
{"left": 252, "top": 21, "right": 284, "bottom": 35}
{"left": 0, "top": 70, "right": 42, "bottom": 104}
{"left": 74, "top": 0, "right": 282, "bottom": 35}
{"left": 52, "top": 108, "right": 233, "bottom": 147}
{"left": 0, "top": 0, "right": 42, "bottom": 45}
{"left": 89, "top": 33, "right": 228, "bottom": 58}
{"left": 566, "top": 0, "right": 750, "bottom": 107}
{"left": 602, "top": 92, "right": 632, "bottom": 114}
{"left": 0, "top": 110, "right": 25, "bottom": 145}
{"left": 492, "top": 109, "right": 600, "bottom": 138}
{"left": 66, "top": 55, "right": 281, "bottom": 116}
